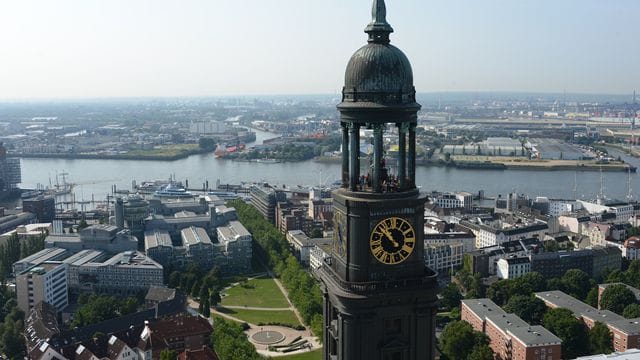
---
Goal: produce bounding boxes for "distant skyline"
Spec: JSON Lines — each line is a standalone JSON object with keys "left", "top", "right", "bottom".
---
{"left": 1, "top": 0, "right": 638, "bottom": 100}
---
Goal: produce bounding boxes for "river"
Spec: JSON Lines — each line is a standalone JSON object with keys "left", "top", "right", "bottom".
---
{"left": 8, "top": 128, "right": 640, "bottom": 209}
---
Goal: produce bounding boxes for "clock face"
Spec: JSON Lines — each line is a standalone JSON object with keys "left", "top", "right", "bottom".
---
{"left": 332, "top": 211, "right": 347, "bottom": 258}
{"left": 370, "top": 217, "right": 416, "bottom": 265}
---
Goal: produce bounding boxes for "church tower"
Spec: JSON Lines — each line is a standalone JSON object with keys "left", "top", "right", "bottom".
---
{"left": 316, "top": 1, "right": 438, "bottom": 359}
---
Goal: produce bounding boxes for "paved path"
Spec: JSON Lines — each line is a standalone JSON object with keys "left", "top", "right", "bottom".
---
{"left": 222, "top": 305, "right": 292, "bottom": 311}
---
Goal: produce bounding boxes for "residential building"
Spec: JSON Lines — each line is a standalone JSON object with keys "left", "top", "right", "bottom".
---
{"left": 424, "top": 243, "right": 465, "bottom": 273}
{"left": 623, "top": 236, "right": 640, "bottom": 260}
{"left": 309, "top": 244, "right": 330, "bottom": 270}
{"left": 216, "top": 221, "right": 252, "bottom": 272}
{"left": 575, "top": 349, "right": 640, "bottom": 359}
{"left": 16, "top": 262, "right": 68, "bottom": 313}
{"left": 536, "top": 290, "right": 640, "bottom": 352}
{"left": 309, "top": 198, "right": 333, "bottom": 220}
{"left": 138, "top": 314, "right": 213, "bottom": 359}
{"left": 496, "top": 257, "right": 531, "bottom": 280}
{"left": 459, "top": 220, "right": 548, "bottom": 248}
{"left": 424, "top": 232, "right": 475, "bottom": 253}
{"left": 461, "top": 298, "right": 562, "bottom": 360}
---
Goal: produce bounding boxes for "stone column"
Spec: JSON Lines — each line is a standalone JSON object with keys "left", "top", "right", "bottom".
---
{"left": 408, "top": 123, "right": 416, "bottom": 187}
{"left": 349, "top": 124, "right": 360, "bottom": 190}
{"left": 398, "top": 123, "right": 407, "bottom": 189}
{"left": 341, "top": 123, "right": 349, "bottom": 188}
{"left": 373, "top": 124, "right": 384, "bottom": 192}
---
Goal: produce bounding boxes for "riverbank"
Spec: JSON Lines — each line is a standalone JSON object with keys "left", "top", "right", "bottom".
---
{"left": 9, "top": 145, "right": 213, "bottom": 161}
{"left": 314, "top": 155, "right": 635, "bottom": 172}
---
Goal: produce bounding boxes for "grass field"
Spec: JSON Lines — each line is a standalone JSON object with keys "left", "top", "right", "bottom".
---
{"left": 217, "top": 307, "right": 300, "bottom": 326}
{"left": 277, "top": 350, "right": 322, "bottom": 360}
{"left": 126, "top": 144, "right": 201, "bottom": 157}
{"left": 221, "top": 277, "right": 290, "bottom": 308}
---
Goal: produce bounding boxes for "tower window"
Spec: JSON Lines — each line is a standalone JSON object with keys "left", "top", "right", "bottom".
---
{"left": 383, "top": 352, "right": 403, "bottom": 360}
{"left": 384, "top": 318, "right": 402, "bottom": 335}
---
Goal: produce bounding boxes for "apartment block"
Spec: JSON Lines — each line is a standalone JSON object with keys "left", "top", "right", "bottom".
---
{"left": 16, "top": 262, "right": 68, "bottom": 313}
{"left": 535, "top": 290, "right": 640, "bottom": 352}
{"left": 461, "top": 298, "right": 562, "bottom": 360}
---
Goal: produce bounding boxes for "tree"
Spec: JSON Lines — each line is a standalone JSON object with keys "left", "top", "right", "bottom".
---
{"left": 543, "top": 308, "right": 589, "bottom": 359}
{"left": 439, "top": 283, "right": 463, "bottom": 311}
{"left": 120, "top": 297, "right": 139, "bottom": 315}
{"left": 561, "top": 269, "right": 593, "bottom": 300}
{"left": 585, "top": 287, "right": 600, "bottom": 308}
{"left": 198, "top": 137, "right": 216, "bottom": 151}
{"left": 468, "top": 344, "right": 494, "bottom": 360}
{"left": 486, "top": 280, "right": 511, "bottom": 306}
{"left": 210, "top": 290, "right": 221, "bottom": 307}
{"left": 1, "top": 319, "right": 25, "bottom": 359}
{"left": 212, "top": 318, "right": 261, "bottom": 360}
{"left": 73, "top": 295, "right": 121, "bottom": 327}
{"left": 201, "top": 297, "right": 211, "bottom": 318}
{"left": 159, "top": 349, "right": 177, "bottom": 360}
{"left": 588, "top": 322, "right": 613, "bottom": 355}
{"left": 439, "top": 321, "right": 489, "bottom": 360}
{"left": 623, "top": 303, "right": 640, "bottom": 318}
{"left": 503, "top": 295, "right": 547, "bottom": 325}
{"left": 600, "top": 284, "right": 637, "bottom": 315}
{"left": 78, "top": 219, "right": 89, "bottom": 229}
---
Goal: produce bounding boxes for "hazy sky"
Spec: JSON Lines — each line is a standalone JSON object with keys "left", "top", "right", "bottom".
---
{"left": 1, "top": 0, "right": 638, "bottom": 99}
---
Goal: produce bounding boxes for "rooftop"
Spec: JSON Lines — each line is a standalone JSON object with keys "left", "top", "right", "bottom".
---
{"left": 144, "top": 229, "right": 173, "bottom": 249}
{"left": 461, "top": 298, "right": 506, "bottom": 319}
{"left": 181, "top": 226, "right": 212, "bottom": 246}
{"left": 508, "top": 325, "right": 562, "bottom": 347}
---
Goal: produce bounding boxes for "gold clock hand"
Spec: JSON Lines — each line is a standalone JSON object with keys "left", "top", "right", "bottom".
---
{"left": 380, "top": 226, "right": 399, "bottom": 247}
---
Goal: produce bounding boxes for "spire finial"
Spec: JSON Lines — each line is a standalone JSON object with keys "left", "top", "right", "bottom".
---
{"left": 365, "top": 0, "right": 394, "bottom": 44}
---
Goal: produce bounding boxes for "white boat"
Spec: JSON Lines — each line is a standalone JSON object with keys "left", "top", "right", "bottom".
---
{"left": 154, "top": 182, "right": 193, "bottom": 198}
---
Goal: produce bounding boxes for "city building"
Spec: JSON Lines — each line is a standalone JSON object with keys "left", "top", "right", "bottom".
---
{"left": 536, "top": 290, "right": 640, "bottom": 352}
{"left": 575, "top": 349, "right": 640, "bottom": 359}
{"left": 461, "top": 298, "right": 562, "bottom": 360}
{"left": 459, "top": 219, "right": 548, "bottom": 248}
{"left": 423, "top": 232, "right": 475, "bottom": 253}
{"left": 250, "top": 184, "right": 286, "bottom": 224}
{"left": 73, "top": 251, "right": 163, "bottom": 296}
{"left": 623, "top": 236, "right": 640, "bottom": 260}
{"left": 286, "top": 230, "right": 332, "bottom": 266}
{"left": 216, "top": 220, "right": 252, "bottom": 272}
{"left": 181, "top": 226, "right": 214, "bottom": 269}
{"left": 309, "top": 244, "right": 330, "bottom": 270}
{"left": 529, "top": 247, "right": 622, "bottom": 279}
{"left": 496, "top": 256, "right": 531, "bottom": 280}
{"left": 45, "top": 224, "right": 138, "bottom": 254}
{"left": 0, "top": 212, "right": 37, "bottom": 237}
{"left": 144, "top": 229, "right": 174, "bottom": 266}
{"left": 423, "top": 242, "right": 465, "bottom": 274}
{"left": 16, "top": 262, "right": 68, "bottom": 313}
{"left": 12, "top": 247, "right": 68, "bottom": 274}
{"left": 144, "top": 213, "right": 211, "bottom": 238}
{"left": 316, "top": 2, "right": 439, "bottom": 358}
{"left": 0, "top": 222, "right": 52, "bottom": 244}
{"left": 0, "top": 142, "right": 21, "bottom": 195}
{"left": 22, "top": 195, "right": 56, "bottom": 222}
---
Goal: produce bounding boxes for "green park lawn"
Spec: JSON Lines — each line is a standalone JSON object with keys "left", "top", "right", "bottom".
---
{"left": 216, "top": 307, "right": 300, "bottom": 326}
{"left": 221, "top": 277, "right": 290, "bottom": 308}
{"left": 277, "top": 349, "right": 322, "bottom": 360}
